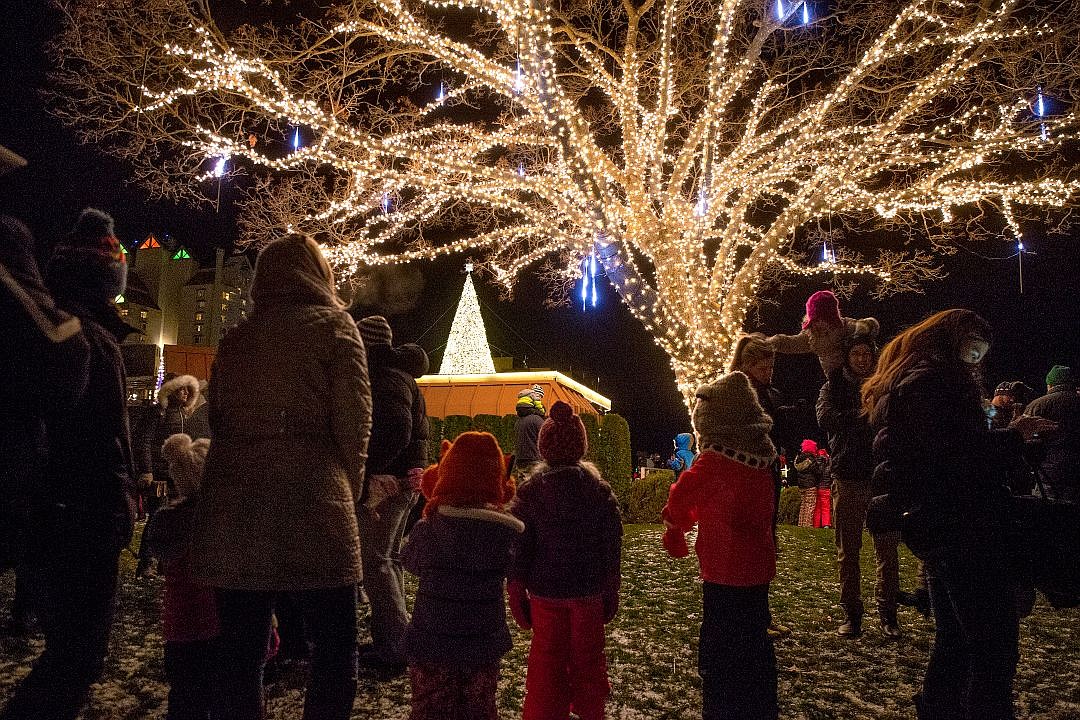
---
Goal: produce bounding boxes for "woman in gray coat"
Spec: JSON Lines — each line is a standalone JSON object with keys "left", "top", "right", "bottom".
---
{"left": 190, "top": 234, "right": 372, "bottom": 720}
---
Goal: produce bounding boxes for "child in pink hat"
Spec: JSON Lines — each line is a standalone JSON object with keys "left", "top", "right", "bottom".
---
{"left": 767, "top": 290, "right": 879, "bottom": 376}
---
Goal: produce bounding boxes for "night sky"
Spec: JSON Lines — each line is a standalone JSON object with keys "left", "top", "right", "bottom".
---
{"left": 5, "top": 4, "right": 1080, "bottom": 453}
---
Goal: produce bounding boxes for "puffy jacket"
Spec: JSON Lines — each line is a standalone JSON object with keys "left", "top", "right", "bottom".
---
{"left": 662, "top": 450, "right": 776, "bottom": 586}
{"left": 36, "top": 295, "right": 137, "bottom": 555}
{"left": 514, "top": 407, "right": 545, "bottom": 464}
{"left": 1024, "top": 388, "right": 1080, "bottom": 503}
{"left": 510, "top": 461, "right": 622, "bottom": 598}
{"left": 669, "top": 433, "right": 696, "bottom": 476}
{"left": 190, "top": 296, "right": 371, "bottom": 591}
{"left": 871, "top": 361, "right": 1021, "bottom": 559}
{"left": 816, "top": 367, "right": 874, "bottom": 482}
{"left": 793, "top": 451, "right": 824, "bottom": 489}
{"left": 364, "top": 342, "right": 429, "bottom": 483}
{"left": 401, "top": 506, "right": 523, "bottom": 668}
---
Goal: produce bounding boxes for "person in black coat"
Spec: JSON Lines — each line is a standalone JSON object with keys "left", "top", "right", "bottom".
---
{"left": 1024, "top": 365, "right": 1080, "bottom": 503}
{"left": 3, "top": 208, "right": 138, "bottom": 720}
{"left": 0, "top": 211, "right": 87, "bottom": 636}
{"left": 354, "top": 315, "right": 430, "bottom": 677}
{"left": 862, "top": 309, "right": 1050, "bottom": 720}
{"left": 817, "top": 332, "right": 901, "bottom": 638}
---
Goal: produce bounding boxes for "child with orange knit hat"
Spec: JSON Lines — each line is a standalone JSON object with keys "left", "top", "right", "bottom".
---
{"left": 400, "top": 431, "right": 522, "bottom": 720}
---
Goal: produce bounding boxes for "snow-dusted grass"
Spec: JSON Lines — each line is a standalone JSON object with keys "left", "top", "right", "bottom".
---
{"left": 1, "top": 524, "right": 1078, "bottom": 719}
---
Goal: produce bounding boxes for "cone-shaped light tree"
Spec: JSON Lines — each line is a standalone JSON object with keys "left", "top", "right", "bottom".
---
{"left": 51, "top": 0, "right": 1080, "bottom": 402}
{"left": 440, "top": 262, "right": 497, "bottom": 374}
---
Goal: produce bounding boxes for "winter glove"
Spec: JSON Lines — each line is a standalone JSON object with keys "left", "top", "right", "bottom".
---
{"left": 507, "top": 579, "right": 532, "bottom": 630}
{"left": 662, "top": 527, "right": 689, "bottom": 558}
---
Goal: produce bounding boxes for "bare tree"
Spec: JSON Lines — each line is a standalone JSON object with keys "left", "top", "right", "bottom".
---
{"left": 50, "top": 0, "right": 1080, "bottom": 401}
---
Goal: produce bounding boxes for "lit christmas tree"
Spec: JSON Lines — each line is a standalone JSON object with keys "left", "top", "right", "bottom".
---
{"left": 439, "top": 262, "right": 496, "bottom": 375}
{"left": 51, "top": 0, "right": 1080, "bottom": 403}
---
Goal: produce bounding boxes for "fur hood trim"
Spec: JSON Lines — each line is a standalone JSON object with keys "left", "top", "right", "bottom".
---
{"left": 437, "top": 505, "right": 525, "bottom": 533}
{"left": 158, "top": 374, "right": 200, "bottom": 412}
{"left": 525, "top": 460, "right": 604, "bottom": 483}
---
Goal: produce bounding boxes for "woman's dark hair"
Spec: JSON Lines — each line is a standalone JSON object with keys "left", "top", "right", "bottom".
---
{"left": 861, "top": 309, "right": 991, "bottom": 424}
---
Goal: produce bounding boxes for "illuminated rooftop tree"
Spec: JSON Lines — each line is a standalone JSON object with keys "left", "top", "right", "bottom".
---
{"left": 52, "top": 0, "right": 1080, "bottom": 401}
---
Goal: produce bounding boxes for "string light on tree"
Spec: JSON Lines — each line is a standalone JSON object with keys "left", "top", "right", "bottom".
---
{"left": 53, "top": 0, "right": 1080, "bottom": 405}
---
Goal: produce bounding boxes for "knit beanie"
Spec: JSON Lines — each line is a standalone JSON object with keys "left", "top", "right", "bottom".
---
{"left": 692, "top": 372, "right": 777, "bottom": 467}
{"left": 47, "top": 208, "right": 128, "bottom": 302}
{"left": 728, "top": 332, "right": 775, "bottom": 373}
{"left": 538, "top": 401, "right": 588, "bottom": 464}
{"left": 802, "top": 290, "right": 842, "bottom": 329}
{"left": 1046, "top": 365, "right": 1075, "bottom": 388}
{"left": 358, "top": 315, "right": 393, "bottom": 347}
{"left": 800, "top": 439, "right": 818, "bottom": 454}
{"left": 423, "top": 431, "right": 514, "bottom": 517}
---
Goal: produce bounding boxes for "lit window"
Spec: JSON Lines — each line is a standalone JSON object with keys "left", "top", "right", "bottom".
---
{"left": 140, "top": 311, "right": 148, "bottom": 319}
{"left": 118, "top": 308, "right": 128, "bottom": 318}
{"left": 195, "top": 324, "right": 203, "bottom": 333}
{"left": 196, "top": 288, "right": 206, "bottom": 300}
{"left": 194, "top": 312, "right": 203, "bottom": 321}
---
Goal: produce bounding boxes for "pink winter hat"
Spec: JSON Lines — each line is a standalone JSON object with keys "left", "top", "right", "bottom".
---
{"left": 802, "top": 290, "right": 842, "bottom": 330}
{"left": 800, "top": 439, "right": 818, "bottom": 454}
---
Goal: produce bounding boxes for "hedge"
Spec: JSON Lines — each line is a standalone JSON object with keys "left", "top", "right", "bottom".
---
{"left": 626, "top": 469, "right": 675, "bottom": 523}
{"left": 429, "top": 410, "right": 634, "bottom": 510}
{"left": 777, "top": 485, "right": 802, "bottom": 526}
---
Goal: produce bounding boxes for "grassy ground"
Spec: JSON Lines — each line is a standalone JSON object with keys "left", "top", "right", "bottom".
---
{"left": 1, "top": 524, "right": 1078, "bottom": 719}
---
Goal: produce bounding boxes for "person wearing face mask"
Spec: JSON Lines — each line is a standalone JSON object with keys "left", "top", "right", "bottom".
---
{"left": 861, "top": 309, "right": 1052, "bottom": 720}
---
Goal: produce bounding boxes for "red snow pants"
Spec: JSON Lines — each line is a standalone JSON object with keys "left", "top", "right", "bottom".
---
{"left": 813, "top": 487, "right": 832, "bottom": 528}
{"left": 522, "top": 594, "right": 609, "bottom": 720}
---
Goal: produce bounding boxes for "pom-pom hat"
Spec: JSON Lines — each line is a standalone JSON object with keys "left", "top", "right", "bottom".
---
{"left": 422, "top": 431, "right": 515, "bottom": 517}
{"left": 538, "top": 401, "right": 588, "bottom": 463}
{"left": 802, "top": 290, "right": 842, "bottom": 330}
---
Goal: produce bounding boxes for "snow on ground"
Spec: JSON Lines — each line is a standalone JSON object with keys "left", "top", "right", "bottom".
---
{"left": 1, "top": 524, "right": 1078, "bottom": 719}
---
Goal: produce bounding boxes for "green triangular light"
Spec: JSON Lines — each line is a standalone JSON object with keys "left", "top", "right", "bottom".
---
{"left": 172, "top": 248, "right": 191, "bottom": 260}
{"left": 115, "top": 294, "right": 125, "bottom": 304}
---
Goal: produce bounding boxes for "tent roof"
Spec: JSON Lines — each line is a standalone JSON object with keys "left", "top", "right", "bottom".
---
{"left": 416, "top": 371, "right": 610, "bottom": 419}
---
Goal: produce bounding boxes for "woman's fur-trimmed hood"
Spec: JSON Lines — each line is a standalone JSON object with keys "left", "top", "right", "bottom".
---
{"left": 157, "top": 374, "right": 200, "bottom": 412}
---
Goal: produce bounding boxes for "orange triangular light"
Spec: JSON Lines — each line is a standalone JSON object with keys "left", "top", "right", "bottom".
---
{"left": 139, "top": 234, "right": 162, "bottom": 249}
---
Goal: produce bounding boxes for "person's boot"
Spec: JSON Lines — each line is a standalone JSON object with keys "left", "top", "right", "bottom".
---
{"left": 880, "top": 609, "right": 902, "bottom": 639}
{"left": 912, "top": 588, "right": 931, "bottom": 617}
{"left": 837, "top": 612, "right": 862, "bottom": 638}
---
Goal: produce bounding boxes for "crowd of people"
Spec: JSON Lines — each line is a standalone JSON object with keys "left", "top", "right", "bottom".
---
{"left": 1, "top": 160, "right": 1077, "bottom": 720}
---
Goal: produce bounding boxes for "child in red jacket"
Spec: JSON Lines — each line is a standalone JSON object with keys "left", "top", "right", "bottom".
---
{"left": 662, "top": 372, "right": 779, "bottom": 720}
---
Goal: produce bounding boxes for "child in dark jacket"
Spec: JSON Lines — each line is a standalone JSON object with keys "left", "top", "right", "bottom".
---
{"left": 157, "top": 433, "right": 219, "bottom": 720}
{"left": 663, "top": 372, "right": 779, "bottom": 720}
{"left": 794, "top": 439, "right": 823, "bottom": 527}
{"left": 508, "top": 401, "right": 623, "bottom": 720}
{"left": 400, "top": 431, "right": 522, "bottom": 720}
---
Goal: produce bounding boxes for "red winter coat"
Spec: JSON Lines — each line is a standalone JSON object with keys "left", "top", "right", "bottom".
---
{"left": 661, "top": 450, "right": 776, "bottom": 587}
